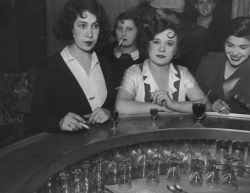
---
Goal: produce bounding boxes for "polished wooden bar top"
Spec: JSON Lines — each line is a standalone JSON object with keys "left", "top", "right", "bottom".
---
{"left": 0, "top": 112, "right": 250, "bottom": 193}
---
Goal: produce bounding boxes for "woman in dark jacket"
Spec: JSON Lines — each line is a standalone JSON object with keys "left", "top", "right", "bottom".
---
{"left": 25, "top": 0, "right": 114, "bottom": 134}
{"left": 101, "top": 10, "right": 146, "bottom": 89}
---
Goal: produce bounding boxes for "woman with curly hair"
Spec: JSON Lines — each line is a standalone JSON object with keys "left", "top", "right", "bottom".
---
{"left": 101, "top": 10, "right": 147, "bottom": 89}
{"left": 25, "top": 0, "right": 114, "bottom": 134}
{"left": 116, "top": 19, "right": 211, "bottom": 114}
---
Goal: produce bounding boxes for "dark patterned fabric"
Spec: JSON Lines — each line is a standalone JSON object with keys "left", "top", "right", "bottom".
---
{"left": 0, "top": 69, "right": 37, "bottom": 148}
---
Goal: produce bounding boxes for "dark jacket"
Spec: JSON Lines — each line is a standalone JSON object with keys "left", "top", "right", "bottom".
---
{"left": 100, "top": 41, "right": 147, "bottom": 88}
{"left": 24, "top": 52, "right": 115, "bottom": 134}
{"left": 195, "top": 52, "right": 250, "bottom": 114}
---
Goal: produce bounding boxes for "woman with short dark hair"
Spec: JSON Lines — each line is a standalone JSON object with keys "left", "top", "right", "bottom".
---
{"left": 116, "top": 19, "right": 211, "bottom": 114}
{"left": 101, "top": 10, "right": 146, "bottom": 89}
{"left": 196, "top": 17, "right": 250, "bottom": 114}
{"left": 25, "top": 0, "right": 114, "bottom": 134}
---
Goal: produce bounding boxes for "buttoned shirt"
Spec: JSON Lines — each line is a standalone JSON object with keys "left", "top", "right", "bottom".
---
{"left": 61, "top": 47, "right": 107, "bottom": 111}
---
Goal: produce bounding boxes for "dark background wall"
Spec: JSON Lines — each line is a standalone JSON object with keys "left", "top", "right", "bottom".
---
{"left": 0, "top": 0, "right": 47, "bottom": 73}
{"left": 0, "top": 0, "right": 236, "bottom": 73}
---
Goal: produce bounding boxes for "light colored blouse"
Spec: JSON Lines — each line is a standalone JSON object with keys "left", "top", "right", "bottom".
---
{"left": 120, "top": 59, "right": 197, "bottom": 102}
{"left": 61, "top": 46, "right": 107, "bottom": 111}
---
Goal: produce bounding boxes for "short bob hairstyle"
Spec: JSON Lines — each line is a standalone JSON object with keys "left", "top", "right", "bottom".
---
{"left": 53, "top": 0, "right": 110, "bottom": 45}
{"left": 222, "top": 17, "right": 250, "bottom": 43}
{"left": 139, "top": 18, "right": 184, "bottom": 58}
{"left": 112, "top": 11, "right": 143, "bottom": 47}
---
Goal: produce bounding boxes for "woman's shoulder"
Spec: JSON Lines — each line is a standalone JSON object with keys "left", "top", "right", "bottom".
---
{"left": 200, "top": 52, "right": 226, "bottom": 67}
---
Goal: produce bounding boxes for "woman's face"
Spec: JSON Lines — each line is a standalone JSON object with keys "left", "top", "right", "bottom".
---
{"left": 225, "top": 36, "right": 250, "bottom": 67}
{"left": 116, "top": 19, "right": 137, "bottom": 48}
{"left": 72, "top": 11, "right": 99, "bottom": 52}
{"left": 195, "top": 0, "right": 216, "bottom": 17}
{"left": 148, "top": 29, "right": 177, "bottom": 66}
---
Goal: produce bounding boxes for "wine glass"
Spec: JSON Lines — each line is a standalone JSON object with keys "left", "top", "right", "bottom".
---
{"left": 215, "top": 140, "right": 230, "bottom": 171}
{"left": 150, "top": 107, "right": 158, "bottom": 128}
{"left": 192, "top": 99, "right": 206, "bottom": 127}
{"left": 221, "top": 155, "right": 240, "bottom": 192}
{"left": 146, "top": 157, "right": 160, "bottom": 188}
{"left": 205, "top": 159, "right": 220, "bottom": 189}
{"left": 244, "top": 146, "right": 250, "bottom": 174}
{"left": 166, "top": 157, "right": 182, "bottom": 183}
{"left": 199, "top": 140, "right": 212, "bottom": 170}
{"left": 231, "top": 141, "right": 245, "bottom": 172}
{"left": 78, "top": 160, "right": 93, "bottom": 192}
{"left": 189, "top": 159, "right": 204, "bottom": 188}
{"left": 118, "top": 160, "right": 132, "bottom": 191}
{"left": 110, "top": 110, "right": 119, "bottom": 131}
{"left": 58, "top": 171, "right": 73, "bottom": 193}
{"left": 92, "top": 157, "right": 106, "bottom": 193}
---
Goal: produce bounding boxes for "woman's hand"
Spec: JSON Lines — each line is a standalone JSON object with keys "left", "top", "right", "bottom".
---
{"left": 151, "top": 90, "right": 175, "bottom": 111}
{"left": 84, "top": 107, "right": 110, "bottom": 124}
{"left": 212, "top": 99, "right": 231, "bottom": 114}
{"left": 59, "top": 112, "right": 86, "bottom": 131}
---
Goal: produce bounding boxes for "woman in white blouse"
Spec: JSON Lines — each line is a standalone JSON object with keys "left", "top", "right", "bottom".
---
{"left": 115, "top": 19, "right": 211, "bottom": 114}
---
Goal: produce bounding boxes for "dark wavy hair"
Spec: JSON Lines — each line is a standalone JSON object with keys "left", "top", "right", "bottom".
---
{"left": 138, "top": 19, "right": 185, "bottom": 58}
{"left": 222, "top": 17, "right": 250, "bottom": 43}
{"left": 53, "top": 0, "right": 110, "bottom": 46}
{"left": 112, "top": 11, "right": 143, "bottom": 49}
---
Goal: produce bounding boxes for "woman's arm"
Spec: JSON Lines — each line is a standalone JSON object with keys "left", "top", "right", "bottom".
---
{"left": 115, "top": 88, "right": 167, "bottom": 115}
{"left": 152, "top": 85, "right": 211, "bottom": 113}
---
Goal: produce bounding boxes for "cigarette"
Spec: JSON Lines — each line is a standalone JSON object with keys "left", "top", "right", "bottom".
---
{"left": 80, "top": 122, "right": 90, "bottom": 129}
{"left": 118, "top": 38, "right": 124, "bottom": 47}
{"left": 219, "top": 106, "right": 226, "bottom": 113}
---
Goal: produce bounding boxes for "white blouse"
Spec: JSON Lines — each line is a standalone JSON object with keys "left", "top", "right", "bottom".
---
{"left": 120, "top": 59, "right": 197, "bottom": 102}
{"left": 61, "top": 46, "right": 107, "bottom": 111}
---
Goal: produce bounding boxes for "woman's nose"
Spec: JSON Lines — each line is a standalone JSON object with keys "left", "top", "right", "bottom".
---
{"left": 86, "top": 27, "right": 93, "bottom": 38}
{"left": 231, "top": 47, "right": 240, "bottom": 56}
{"left": 159, "top": 44, "right": 165, "bottom": 52}
{"left": 122, "top": 29, "right": 126, "bottom": 36}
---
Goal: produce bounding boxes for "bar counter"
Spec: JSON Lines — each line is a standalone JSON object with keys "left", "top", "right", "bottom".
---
{"left": 0, "top": 112, "right": 250, "bottom": 193}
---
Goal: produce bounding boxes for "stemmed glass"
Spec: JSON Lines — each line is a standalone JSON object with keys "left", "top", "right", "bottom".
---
{"left": 71, "top": 167, "right": 85, "bottom": 193}
{"left": 215, "top": 140, "right": 230, "bottom": 171}
{"left": 166, "top": 157, "right": 182, "bottom": 183}
{"left": 189, "top": 159, "right": 204, "bottom": 188}
{"left": 169, "top": 139, "right": 181, "bottom": 160}
{"left": 192, "top": 99, "right": 206, "bottom": 127}
{"left": 78, "top": 160, "right": 93, "bottom": 192}
{"left": 221, "top": 155, "right": 241, "bottom": 192}
{"left": 146, "top": 157, "right": 160, "bottom": 188}
{"left": 58, "top": 171, "right": 73, "bottom": 193}
{"left": 244, "top": 146, "right": 250, "bottom": 174}
{"left": 150, "top": 107, "right": 158, "bottom": 128}
{"left": 92, "top": 157, "right": 106, "bottom": 193}
{"left": 199, "top": 140, "right": 212, "bottom": 169}
{"left": 118, "top": 159, "right": 132, "bottom": 191}
{"left": 110, "top": 110, "right": 119, "bottom": 131}
{"left": 205, "top": 159, "right": 220, "bottom": 189}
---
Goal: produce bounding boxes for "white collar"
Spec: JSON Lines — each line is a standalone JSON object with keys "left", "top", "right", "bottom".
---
{"left": 114, "top": 47, "right": 139, "bottom": 61}
{"left": 61, "top": 46, "right": 100, "bottom": 70}
{"left": 141, "top": 60, "right": 180, "bottom": 99}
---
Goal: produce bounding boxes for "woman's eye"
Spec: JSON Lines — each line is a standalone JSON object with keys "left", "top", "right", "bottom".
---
{"left": 240, "top": 46, "right": 248, "bottom": 50}
{"left": 168, "top": 42, "right": 174, "bottom": 46}
{"left": 127, "top": 28, "right": 133, "bottom": 31}
{"left": 79, "top": 24, "right": 86, "bottom": 28}
{"left": 117, "top": 27, "right": 122, "bottom": 31}
{"left": 227, "top": 43, "right": 233, "bottom": 47}
{"left": 93, "top": 24, "right": 99, "bottom": 29}
{"left": 153, "top": 40, "right": 160, "bottom": 44}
